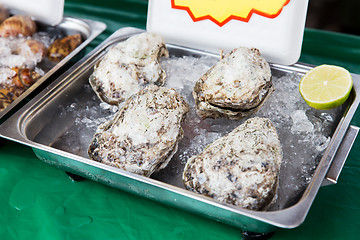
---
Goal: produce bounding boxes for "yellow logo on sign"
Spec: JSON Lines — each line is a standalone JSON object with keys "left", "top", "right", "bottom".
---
{"left": 172, "top": 0, "right": 290, "bottom": 26}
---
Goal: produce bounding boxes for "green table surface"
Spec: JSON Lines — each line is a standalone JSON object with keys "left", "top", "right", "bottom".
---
{"left": 1, "top": 1, "right": 360, "bottom": 239}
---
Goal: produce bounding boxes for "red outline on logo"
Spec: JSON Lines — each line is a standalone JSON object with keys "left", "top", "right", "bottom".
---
{"left": 171, "top": 0, "right": 291, "bottom": 27}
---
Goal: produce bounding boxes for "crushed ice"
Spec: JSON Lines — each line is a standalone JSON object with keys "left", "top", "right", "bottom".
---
{"left": 0, "top": 36, "right": 48, "bottom": 69}
{"left": 291, "top": 110, "right": 314, "bottom": 133}
{"left": 0, "top": 34, "right": 53, "bottom": 87}
{"left": 57, "top": 54, "right": 344, "bottom": 210}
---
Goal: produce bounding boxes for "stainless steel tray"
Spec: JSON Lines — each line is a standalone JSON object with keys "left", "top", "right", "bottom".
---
{"left": 0, "top": 27, "right": 359, "bottom": 233}
{"left": 0, "top": 16, "right": 106, "bottom": 120}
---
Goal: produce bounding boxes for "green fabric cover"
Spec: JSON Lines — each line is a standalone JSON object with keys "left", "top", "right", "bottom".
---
{"left": 1, "top": 0, "right": 360, "bottom": 239}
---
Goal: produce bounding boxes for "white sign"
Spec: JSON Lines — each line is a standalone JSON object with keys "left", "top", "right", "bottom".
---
{"left": 147, "top": 0, "right": 309, "bottom": 65}
{"left": 0, "top": 0, "right": 64, "bottom": 25}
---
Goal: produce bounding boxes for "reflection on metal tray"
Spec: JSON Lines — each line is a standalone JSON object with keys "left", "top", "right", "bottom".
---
{"left": 0, "top": 16, "right": 106, "bottom": 120}
{"left": 0, "top": 27, "right": 359, "bottom": 234}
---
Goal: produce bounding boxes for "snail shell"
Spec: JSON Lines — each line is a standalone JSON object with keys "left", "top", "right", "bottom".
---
{"left": 0, "top": 15, "right": 36, "bottom": 37}
{"left": 0, "top": 87, "right": 23, "bottom": 111}
{"left": 16, "top": 39, "right": 47, "bottom": 61}
{"left": 24, "top": 39, "right": 46, "bottom": 58}
{"left": 47, "top": 33, "right": 82, "bottom": 62}
{"left": 11, "top": 67, "right": 42, "bottom": 88}
{"left": 0, "top": 66, "right": 42, "bottom": 111}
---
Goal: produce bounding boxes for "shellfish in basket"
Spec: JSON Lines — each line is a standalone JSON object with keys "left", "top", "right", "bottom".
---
{"left": 0, "top": 15, "right": 36, "bottom": 37}
{"left": 89, "top": 32, "right": 169, "bottom": 105}
{"left": 193, "top": 47, "right": 273, "bottom": 120}
{"left": 47, "top": 33, "right": 82, "bottom": 62}
{"left": 88, "top": 85, "right": 189, "bottom": 177}
{"left": 183, "top": 117, "right": 283, "bottom": 210}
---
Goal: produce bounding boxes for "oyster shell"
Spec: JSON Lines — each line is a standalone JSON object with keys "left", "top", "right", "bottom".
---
{"left": 89, "top": 32, "right": 169, "bottom": 105}
{"left": 193, "top": 47, "right": 273, "bottom": 120}
{"left": 0, "top": 15, "right": 36, "bottom": 37}
{"left": 88, "top": 85, "right": 189, "bottom": 177}
{"left": 183, "top": 117, "right": 283, "bottom": 210}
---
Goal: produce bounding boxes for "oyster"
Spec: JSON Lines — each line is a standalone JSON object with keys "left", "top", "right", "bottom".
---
{"left": 88, "top": 85, "right": 189, "bottom": 177}
{"left": 0, "top": 15, "right": 36, "bottom": 37}
{"left": 183, "top": 117, "right": 283, "bottom": 210}
{"left": 193, "top": 47, "right": 273, "bottom": 120}
{"left": 89, "top": 32, "right": 169, "bottom": 105}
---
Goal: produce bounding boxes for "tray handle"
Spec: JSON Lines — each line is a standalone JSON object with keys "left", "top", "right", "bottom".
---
{"left": 322, "top": 125, "right": 359, "bottom": 186}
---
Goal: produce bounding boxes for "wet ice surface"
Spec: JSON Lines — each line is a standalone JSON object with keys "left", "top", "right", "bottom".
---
{"left": 56, "top": 54, "right": 344, "bottom": 211}
{"left": 51, "top": 87, "right": 119, "bottom": 156}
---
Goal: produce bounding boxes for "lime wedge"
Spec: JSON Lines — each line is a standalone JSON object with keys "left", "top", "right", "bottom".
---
{"left": 299, "top": 65, "right": 353, "bottom": 110}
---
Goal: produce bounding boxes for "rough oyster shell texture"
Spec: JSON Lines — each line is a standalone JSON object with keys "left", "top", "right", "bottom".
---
{"left": 193, "top": 47, "right": 273, "bottom": 120}
{"left": 89, "top": 32, "right": 169, "bottom": 105}
{"left": 88, "top": 85, "right": 189, "bottom": 177}
{"left": 183, "top": 117, "right": 283, "bottom": 210}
